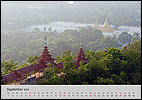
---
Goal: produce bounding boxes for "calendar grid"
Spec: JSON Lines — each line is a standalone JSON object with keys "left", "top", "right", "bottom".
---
{"left": 1, "top": 85, "right": 141, "bottom": 99}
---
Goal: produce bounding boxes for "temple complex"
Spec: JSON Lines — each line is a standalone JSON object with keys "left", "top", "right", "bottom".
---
{"left": 1, "top": 37, "right": 64, "bottom": 85}
{"left": 73, "top": 41, "right": 89, "bottom": 67}
{"left": 94, "top": 17, "right": 115, "bottom": 33}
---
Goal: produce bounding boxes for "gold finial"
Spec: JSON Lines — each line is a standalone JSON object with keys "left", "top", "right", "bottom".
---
{"left": 104, "top": 17, "right": 109, "bottom": 27}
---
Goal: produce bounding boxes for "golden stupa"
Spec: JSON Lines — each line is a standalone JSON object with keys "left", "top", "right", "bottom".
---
{"left": 94, "top": 17, "right": 114, "bottom": 33}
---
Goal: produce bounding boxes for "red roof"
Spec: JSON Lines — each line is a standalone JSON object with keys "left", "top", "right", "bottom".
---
{"left": 34, "top": 63, "right": 48, "bottom": 71}
{"left": 80, "top": 58, "right": 88, "bottom": 62}
{"left": 73, "top": 47, "right": 89, "bottom": 67}
{"left": 15, "top": 65, "right": 35, "bottom": 76}
{"left": 3, "top": 72, "right": 22, "bottom": 83}
{"left": 1, "top": 74, "right": 4, "bottom": 79}
{"left": 73, "top": 62, "right": 80, "bottom": 67}
{"left": 2, "top": 45, "right": 64, "bottom": 83}
{"left": 38, "top": 46, "right": 54, "bottom": 64}
{"left": 54, "top": 62, "right": 64, "bottom": 69}
{"left": 3, "top": 63, "right": 49, "bottom": 83}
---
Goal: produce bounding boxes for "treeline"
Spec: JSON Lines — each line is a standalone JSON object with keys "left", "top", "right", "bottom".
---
{"left": 1, "top": 40, "right": 141, "bottom": 85}
{"left": 1, "top": 27, "right": 141, "bottom": 65}
{"left": 39, "top": 40, "right": 141, "bottom": 85}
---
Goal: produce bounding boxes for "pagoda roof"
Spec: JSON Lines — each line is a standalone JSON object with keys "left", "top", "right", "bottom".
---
{"left": 38, "top": 46, "right": 54, "bottom": 63}
{"left": 54, "top": 62, "right": 64, "bottom": 69}
{"left": 80, "top": 57, "right": 89, "bottom": 62}
{"left": 76, "top": 48, "right": 88, "bottom": 62}
{"left": 2, "top": 39, "right": 65, "bottom": 83}
{"left": 77, "top": 48, "right": 85, "bottom": 56}
{"left": 73, "top": 47, "right": 89, "bottom": 67}
{"left": 73, "top": 62, "right": 80, "bottom": 67}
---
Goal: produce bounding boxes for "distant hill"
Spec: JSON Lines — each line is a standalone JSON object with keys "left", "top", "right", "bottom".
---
{"left": 1, "top": 1, "right": 141, "bottom": 30}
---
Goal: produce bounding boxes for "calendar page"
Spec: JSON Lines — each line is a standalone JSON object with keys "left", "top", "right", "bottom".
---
{"left": 1, "top": 1, "right": 141, "bottom": 99}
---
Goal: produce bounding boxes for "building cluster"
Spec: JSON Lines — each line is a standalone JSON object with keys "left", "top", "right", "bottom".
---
{"left": 23, "top": 17, "right": 141, "bottom": 38}
{"left": 1, "top": 35, "right": 128, "bottom": 85}
{"left": 1, "top": 38, "right": 89, "bottom": 85}
{"left": 1, "top": 17, "right": 133, "bottom": 85}
{"left": 94, "top": 17, "right": 114, "bottom": 33}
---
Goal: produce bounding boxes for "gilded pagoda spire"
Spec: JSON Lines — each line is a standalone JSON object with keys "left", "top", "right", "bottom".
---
{"left": 104, "top": 17, "right": 109, "bottom": 27}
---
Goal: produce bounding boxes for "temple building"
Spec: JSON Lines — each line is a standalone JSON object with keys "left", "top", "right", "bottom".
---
{"left": 1, "top": 37, "right": 64, "bottom": 85}
{"left": 73, "top": 41, "right": 89, "bottom": 67}
{"left": 94, "top": 17, "right": 115, "bottom": 33}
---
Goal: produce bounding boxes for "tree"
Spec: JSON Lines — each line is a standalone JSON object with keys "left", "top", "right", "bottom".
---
{"left": 79, "top": 28, "right": 103, "bottom": 42}
{"left": 27, "top": 56, "right": 38, "bottom": 64}
{"left": 46, "top": 74, "right": 64, "bottom": 85}
{"left": 1, "top": 59, "right": 18, "bottom": 75}
{"left": 38, "top": 79, "right": 48, "bottom": 85}
{"left": 43, "top": 67, "right": 55, "bottom": 78}
{"left": 111, "top": 74, "right": 130, "bottom": 85}
{"left": 48, "top": 27, "right": 52, "bottom": 32}
{"left": 101, "top": 36, "right": 121, "bottom": 48}
{"left": 94, "top": 77, "right": 114, "bottom": 85}
{"left": 130, "top": 72, "right": 141, "bottom": 84}
{"left": 124, "top": 41, "right": 141, "bottom": 73}
{"left": 100, "top": 47, "right": 130, "bottom": 74}
{"left": 39, "top": 67, "right": 64, "bottom": 85}
{"left": 131, "top": 32, "right": 140, "bottom": 43}
{"left": 118, "top": 32, "right": 132, "bottom": 44}
{"left": 120, "top": 71, "right": 128, "bottom": 82}
{"left": 43, "top": 27, "right": 47, "bottom": 32}
{"left": 56, "top": 50, "right": 75, "bottom": 72}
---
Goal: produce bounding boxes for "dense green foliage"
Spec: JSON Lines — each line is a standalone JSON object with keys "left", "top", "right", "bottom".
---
{"left": 1, "top": 28, "right": 141, "bottom": 85}
{"left": 1, "top": 59, "right": 18, "bottom": 75}
{"left": 36, "top": 41, "right": 141, "bottom": 85}
{"left": 2, "top": 27, "right": 140, "bottom": 65}
{"left": 1, "top": 28, "right": 140, "bottom": 64}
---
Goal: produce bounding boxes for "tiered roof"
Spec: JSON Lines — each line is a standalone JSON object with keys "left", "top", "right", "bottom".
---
{"left": 73, "top": 41, "right": 88, "bottom": 67}
{"left": 38, "top": 46, "right": 54, "bottom": 64}
{"left": 74, "top": 48, "right": 88, "bottom": 63}
{"left": 2, "top": 37, "right": 64, "bottom": 83}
